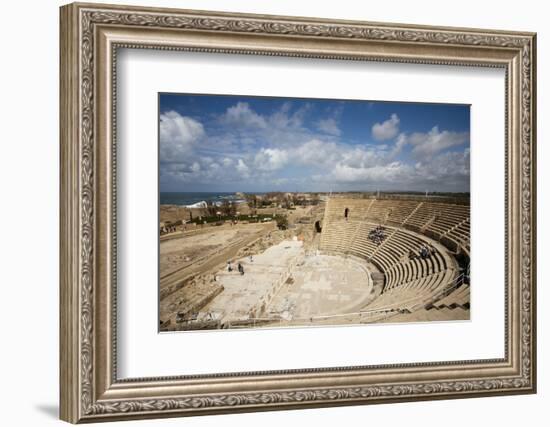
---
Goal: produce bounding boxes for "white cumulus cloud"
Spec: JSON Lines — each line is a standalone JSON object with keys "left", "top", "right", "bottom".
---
{"left": 254, "top": 148, "right": 289, "bottom": 171}
{"left": 236, "top": 159, "right": 250, "bottom": 178}
{"left": 389, "top": 133, "right": 408, "bottom": 158}
{"left": 294, "top": 139, "right": 339, "bottom": 166}
{"left": 219, "top": 102, "right": 266, "bottom": 129}
{"left": 331, "top": 161, "right": 412, "bottom": 183}
{"left": 159, "top": 111, "right": 205, "bottom": 162}
{"left": 316, "top": 118, "right": 341, "bottom": 136}
{"left": 407, "top": 126, "right": 469, "bottom": 159}
{"left": 372, "top": 113, "right": 400, "bottom": 141}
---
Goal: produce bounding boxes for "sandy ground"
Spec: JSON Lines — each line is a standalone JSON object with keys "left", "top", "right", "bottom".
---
{"left": 160, "top": 225, "right": 264, "bottom": 277}
{"left": 159, "top": 223, "right": 276, "bottom": 326}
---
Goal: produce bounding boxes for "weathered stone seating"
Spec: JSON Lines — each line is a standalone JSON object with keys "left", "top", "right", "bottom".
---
{"left": 319, "top": 197, "right": 468, "bottom": 321}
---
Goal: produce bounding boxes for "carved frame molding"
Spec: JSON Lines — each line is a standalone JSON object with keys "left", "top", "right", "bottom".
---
{"left": 60, "top": 2, "right": 536, "bottom": 423}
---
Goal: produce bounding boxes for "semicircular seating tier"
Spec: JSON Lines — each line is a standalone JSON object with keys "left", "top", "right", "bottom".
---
{"left": 319, "top": 197, "right": 470, "bottom": 319}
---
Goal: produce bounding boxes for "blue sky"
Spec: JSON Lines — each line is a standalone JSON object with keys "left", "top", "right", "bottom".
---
{"left": 159, "top": 93, "right": 470, "bottom": 193}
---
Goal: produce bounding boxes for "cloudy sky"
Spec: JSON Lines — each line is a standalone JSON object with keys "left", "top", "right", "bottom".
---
{"left": 159, "top": 93, "right": 470, "bottom": 193}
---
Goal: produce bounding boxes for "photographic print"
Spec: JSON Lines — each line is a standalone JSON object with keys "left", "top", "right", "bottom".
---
{"left": 60, "top": 5, "right": 536, "bottom": 420}
{"left": 158, "top": 93, "right": 471, "bottom": 332}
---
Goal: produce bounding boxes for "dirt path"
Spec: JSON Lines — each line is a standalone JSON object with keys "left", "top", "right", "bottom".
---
{"left": 160, "top": 228, "right": 248, "bottom": 278}
{"left": 160, "top": 223, "right": 275, "bottom": 299}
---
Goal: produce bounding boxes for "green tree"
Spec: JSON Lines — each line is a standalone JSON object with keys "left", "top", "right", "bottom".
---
{"left": 275, "top": 215, "right": 288, "bottom": 230}
{"left": 206, "top": 201, "right": 218, "bottom": 217}
{"left": 244, "top": 193, "right": 257, "bottom": 209}
{"left": 221, "top": 200, "right": 237, "bottom": 216}
{"left": 282, "top": 196, "right": 291, "bottom": 209}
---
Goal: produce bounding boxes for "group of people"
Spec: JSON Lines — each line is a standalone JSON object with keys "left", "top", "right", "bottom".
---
{"left": 159, "top": 223, "right": 178, "bottom": 235}
{"left": 408, "top": 244, "right": 436, "bottom": 260}
{"left": 368, "top": 225, "right": 386, "bottom": 245}
{"left": 226, "top": 255, "right": 253, "bottom": 276}
{"left": 226, "top": 261, "right": 244, "bottom": 275}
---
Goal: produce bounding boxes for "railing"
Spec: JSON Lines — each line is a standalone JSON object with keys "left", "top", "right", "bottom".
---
{"left": 422, "top": 272, "right": 466, "bottom": 310}
{"left": 223, "top": 310, "right": 365, "bottom": 328}
{"left": 360, "top": 308, "right": 397, "bottom": 317}
{"left": 224, "top": 304, "right": 415, "bottom": 327}
{"left": 356, "top": 272, "right": 466, "bottom": 323}
{"left": 201, "top": 272, "right": 468, "bottom": 328}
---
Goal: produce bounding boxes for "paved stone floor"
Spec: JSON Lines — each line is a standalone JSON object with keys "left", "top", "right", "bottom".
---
{"left": 205, "top": 240, "right": 304, "bottom": 320}
{"left": 269, "top": 254, "right": 373, "bottom": 320}
{"left": 204, "top": 241, "right": 373, "bottom": 325}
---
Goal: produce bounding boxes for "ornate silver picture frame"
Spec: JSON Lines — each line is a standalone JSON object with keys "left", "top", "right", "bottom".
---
{"left": 60, "top": 2, "right": 536, "bottom": 423}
